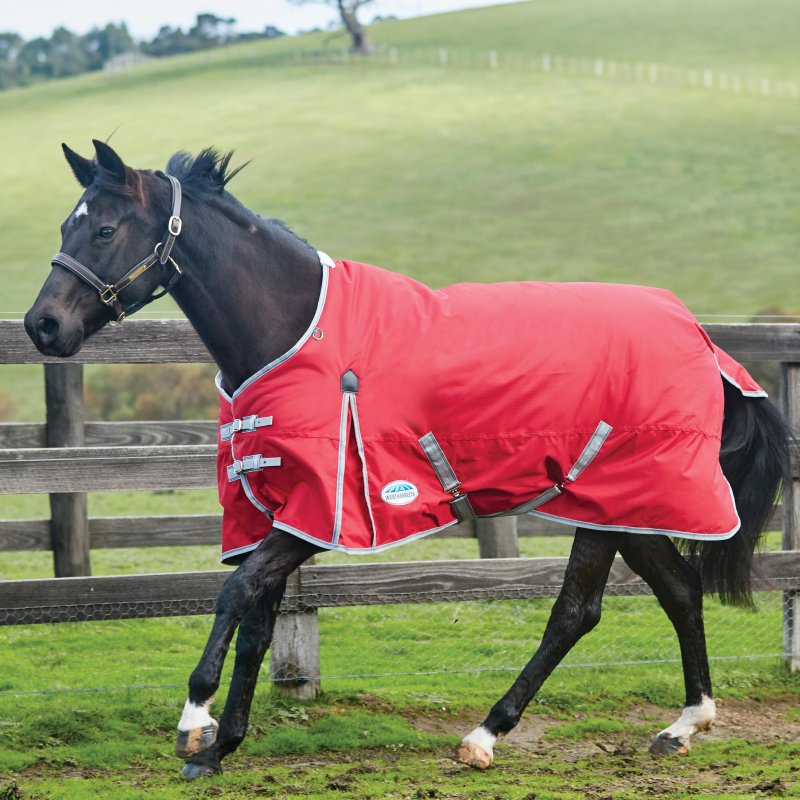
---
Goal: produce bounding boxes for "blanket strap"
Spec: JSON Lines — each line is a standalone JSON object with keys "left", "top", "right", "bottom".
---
{"left": 227, "top": 454, "right": 282, "bottom": 482}
{"left": 220, "top": 415, "right": 273, "bottom": 441}
{"left": 418, "top": 432, "right": 477, "bottom": 522}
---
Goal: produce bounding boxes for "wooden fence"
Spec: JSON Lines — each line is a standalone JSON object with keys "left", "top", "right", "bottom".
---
{"left": 1, "top": 319, "right": 799, "bottom": 695}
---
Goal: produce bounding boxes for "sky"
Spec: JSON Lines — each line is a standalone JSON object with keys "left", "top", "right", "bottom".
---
{"left": 0, "top": 1, "right": 520, "bottom": 40}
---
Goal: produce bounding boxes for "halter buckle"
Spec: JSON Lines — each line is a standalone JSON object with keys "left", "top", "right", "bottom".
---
{"left": 168, "top": 216, "right": 182, "bottom": 236}
{"left": 99, "top": 285, "right": 118, "bottom": 306}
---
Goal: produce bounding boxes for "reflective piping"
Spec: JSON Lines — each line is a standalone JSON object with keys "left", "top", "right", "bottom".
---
{"left": 527, "top": 473, "right": 742, "bottom": 542}
{"left": 264, "top": 517, "right": 460, "bottom": 557}
{"left": 331, "top": 393, "right": 349, "bottom": 545}
{"left": 317, "top": 250, "right": 336, "bottom": 268}
{"left": 230, "top": 254, "right": 331, "bottom": 399}
{"left": 227, "top": 434, "right": 274, "bottom": 516}
{"left": 566, "top": 421, "right": 613, "bottom": 482}
{"left": 348, "top": 394, "right": 378, "bottom": 548}
{"left": 717, "top": 362, "right": 768, "bottom": 398}
{"left": 215, "top": 371, "right": 233, "bottom": 404}
{"left": 220, "top": 540, "right": 264, "bottom": 563}
{"left": 227, "top": 454, "right": 282, "bottom": 482}
{"left": 220, "top": 415, "right": 273, "bottom": 441}
{"left": 418, "top": 432, "right": 460, "bottom": 493}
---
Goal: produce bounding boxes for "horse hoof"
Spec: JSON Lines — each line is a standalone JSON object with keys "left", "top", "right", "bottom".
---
{"left": 181, "top": 760, "right": 222, "bottom": 779}
{"left": 649, "top": 733, "right": 690, "bottom": 755}
{"left": 176, "top": 722, "right": 218, "bottom": 758}
{"left": 457, "top": 740, "right": 493, "bottom": 769}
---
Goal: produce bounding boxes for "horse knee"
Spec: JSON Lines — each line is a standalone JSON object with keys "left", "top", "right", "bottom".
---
{"left": 578, "top": 600, "right": 602, "bottom": 637}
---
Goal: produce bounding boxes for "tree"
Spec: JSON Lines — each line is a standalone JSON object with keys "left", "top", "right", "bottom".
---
{"left": 290, "top": 1, "right": 376, "bottom": 54}
{"left": 189, "top": 13, "right": 236, "bottom": 47}
{"left": 80, "top": 23, "right": 134, "bottom": 70}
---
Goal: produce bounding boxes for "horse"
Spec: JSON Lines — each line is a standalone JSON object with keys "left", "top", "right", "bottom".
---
{"left": 25, "top": 140, "right": 791, "bottom": 779}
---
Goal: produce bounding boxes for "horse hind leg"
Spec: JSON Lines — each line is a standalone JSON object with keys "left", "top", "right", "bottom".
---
{"left": 458, "top": 528, "right": 620, "bottom": 769}
{"left": 618, "top": 535, "right": 715, "bottom": 755}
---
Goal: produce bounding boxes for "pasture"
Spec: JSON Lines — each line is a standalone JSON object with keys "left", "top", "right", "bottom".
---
{"left": 1, "top": 0, "right": 800, "bottom": 797}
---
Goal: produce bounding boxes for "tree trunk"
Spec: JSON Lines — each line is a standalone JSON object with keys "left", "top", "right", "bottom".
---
{"left": 338, "top": 2, "right": 373, "bottom": 54}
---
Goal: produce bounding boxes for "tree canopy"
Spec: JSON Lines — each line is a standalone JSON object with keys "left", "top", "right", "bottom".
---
{"left": 0, "top": 14, "right": 286, "bottom": 90}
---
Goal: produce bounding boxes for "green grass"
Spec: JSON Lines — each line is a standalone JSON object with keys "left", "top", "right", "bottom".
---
{"left": 2, "top": 1, "right": 800, "bottom": 424}
{"left": 1, "top": 2, "right": 799, "bottom": 795}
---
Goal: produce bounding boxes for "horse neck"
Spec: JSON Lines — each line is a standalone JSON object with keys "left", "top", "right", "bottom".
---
{"left": 166, "top": 194, "right": 322, "bottom": 393}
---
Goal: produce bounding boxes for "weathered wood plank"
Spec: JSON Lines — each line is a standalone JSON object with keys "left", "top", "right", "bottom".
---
{"left": 0, "top": 504, "right": 784, "bottom": 552}
{"left": 3, "top": 320, "right": 800, "bottom": 366}
{"left": 44, "top": 363, "right": 90, "bottom": 577}
{"left": 476, "top": 516, "right": 520, "bottom": 558}
{"left": 705, "top": 323, "right": 800, "bottom": 362}
{"left": 0, "top": 515, "right": 219, "bottom": 551}
{"left": 0, "top": 552, "right": 796, "bottom": 625}
{"left": 271, "top": 571, "right": 321, "bottom": 698}
{"left": 0, "top": 519, "right": 51, "bottom": 551}
{"left": 89, "top": 514, "right": 222, "bottom": 548}
{"left": 780, "top": 363, "right": 800, "bottom": 670}
{"left": 0, "top": 319, "right": 212, "bottom": 365}
{"left": 0, "top": 420, "right": 218, "bottom": 450}
{"left": 0, "top": 445, "right": 216, "bottom": 494}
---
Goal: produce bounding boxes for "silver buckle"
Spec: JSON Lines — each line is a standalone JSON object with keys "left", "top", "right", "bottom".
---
{"left": 168, "top": 216, "right": 182, "bottom": 236}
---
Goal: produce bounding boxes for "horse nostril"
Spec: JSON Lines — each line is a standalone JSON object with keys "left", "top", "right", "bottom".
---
{"left": 36, "top": 316, "right": 60, "bottom": 346}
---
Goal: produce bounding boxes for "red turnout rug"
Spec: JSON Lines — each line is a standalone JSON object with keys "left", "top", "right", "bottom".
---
{"left": 216, "top": 254, "right": 764, "bottom": 562}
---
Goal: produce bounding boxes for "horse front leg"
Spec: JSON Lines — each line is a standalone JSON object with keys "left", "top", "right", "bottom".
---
{"left": 180, "top": 584, "right": 285, "bottom": 778}
{"left": 175, "top": 531, "right": 320, "bottom": 767}
{"left": 458, "top": 528, "right": 620, "bottom": 769}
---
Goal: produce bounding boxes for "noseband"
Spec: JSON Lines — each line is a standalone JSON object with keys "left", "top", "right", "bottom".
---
{"left": 50, "top": 174, "right": 184, "bottom": 323}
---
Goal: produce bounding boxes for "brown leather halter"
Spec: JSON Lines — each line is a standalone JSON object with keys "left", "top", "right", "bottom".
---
{"left": 50, "top": 174, "right": 184, "bottom": 323}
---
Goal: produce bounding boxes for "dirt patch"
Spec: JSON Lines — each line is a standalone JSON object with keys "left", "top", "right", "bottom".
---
{"left": 410, "top": 696, "right": 800, "bottom": 756}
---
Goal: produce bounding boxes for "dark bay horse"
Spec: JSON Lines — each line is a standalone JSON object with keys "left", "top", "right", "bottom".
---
{"left": 25, "top": 141, "right": 791, "bottom": 779}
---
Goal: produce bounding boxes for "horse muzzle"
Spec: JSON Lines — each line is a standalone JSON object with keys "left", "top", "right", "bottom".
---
{"left": 24, "top": 307, "right": 84, "bottom": 358}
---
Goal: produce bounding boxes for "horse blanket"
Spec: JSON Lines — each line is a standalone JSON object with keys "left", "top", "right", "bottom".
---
{"left": 216, "top": 253, "right": 765, "bottom": 563}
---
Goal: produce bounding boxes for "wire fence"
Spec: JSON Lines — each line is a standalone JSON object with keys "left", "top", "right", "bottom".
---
{"left": 0, "top": 578, "right": 790, "bottom": 697}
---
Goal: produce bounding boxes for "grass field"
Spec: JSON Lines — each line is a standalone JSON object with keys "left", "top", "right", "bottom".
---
{"left": 2, "top": 0, "right": 800, "bottom": 421}
{"left": 1, "top": 1, "right": 800, "bottom": 796}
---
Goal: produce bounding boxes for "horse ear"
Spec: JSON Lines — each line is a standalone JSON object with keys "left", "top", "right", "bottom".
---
{"left": 62, "top": 143, "right": 93, "bottom": 188}
{"left": 92, "top": 139, "right": 126, "bottom": 182}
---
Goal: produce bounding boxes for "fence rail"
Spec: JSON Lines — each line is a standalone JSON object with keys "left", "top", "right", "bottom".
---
{"left": 1, "top": 552, "right": 798, "bottom": 627}
{"left": 1, "top": 319, "right": 799, "bottom": 689}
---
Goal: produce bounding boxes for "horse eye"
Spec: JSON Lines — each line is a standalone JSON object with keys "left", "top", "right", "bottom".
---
{"left": 97, "top": 226, "right": 116, "bottom": 240}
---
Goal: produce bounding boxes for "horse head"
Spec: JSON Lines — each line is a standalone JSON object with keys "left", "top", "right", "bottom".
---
{"left": 25, "top": 140, "right": 178, "bottom": 357}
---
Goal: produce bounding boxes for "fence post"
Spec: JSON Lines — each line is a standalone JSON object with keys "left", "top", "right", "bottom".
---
{"left": 476, "top": 516, "right": 519, "bottom": 558}
{"left": 270, "top": 567, "right": 320, "bottom": 698}
{"left": 780, "top": 363, "right": 800, "bottom": 671}
{"left": 44, "top": 363, "right": 90, "bottom": 577}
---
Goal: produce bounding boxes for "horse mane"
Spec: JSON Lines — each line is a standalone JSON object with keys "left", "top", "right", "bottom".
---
{"left": 163, "top": 147, "right": 313, "bottom": 250}
{"left": 165, "top": 148, "right": 249, "bottom": 197}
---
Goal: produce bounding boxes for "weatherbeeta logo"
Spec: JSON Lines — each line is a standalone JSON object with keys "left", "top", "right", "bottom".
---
{"left": 380, "top": 480, "right": 419, "bottom": 506}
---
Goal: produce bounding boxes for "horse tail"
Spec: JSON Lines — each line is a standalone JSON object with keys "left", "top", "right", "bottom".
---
{"left": 677, "top": 379, "right": 792, "bottom": 608}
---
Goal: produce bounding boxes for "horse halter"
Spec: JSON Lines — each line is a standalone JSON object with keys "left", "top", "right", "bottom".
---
{"left": 50, "top": 174, "right": 184, "bottom": 323}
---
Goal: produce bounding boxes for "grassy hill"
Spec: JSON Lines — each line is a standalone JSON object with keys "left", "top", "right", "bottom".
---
{"left": 0, "top": 0, "right": 798, "bottom": 425}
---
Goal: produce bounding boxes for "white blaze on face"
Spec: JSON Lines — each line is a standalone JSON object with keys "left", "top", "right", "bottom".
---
{"left": 73, "top": 202, "right": 89, "bottom": 221}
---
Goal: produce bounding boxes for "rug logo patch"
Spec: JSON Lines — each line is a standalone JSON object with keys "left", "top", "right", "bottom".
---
{"left": 381, "top": 480, "right": 419, "bottom": 506}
